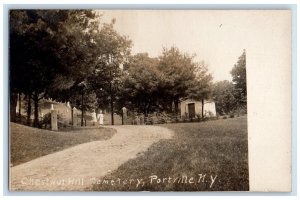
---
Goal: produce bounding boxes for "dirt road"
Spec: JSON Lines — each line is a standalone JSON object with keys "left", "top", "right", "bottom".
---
{"left": 10, "top": 125, "right": 173, "bottom": 191}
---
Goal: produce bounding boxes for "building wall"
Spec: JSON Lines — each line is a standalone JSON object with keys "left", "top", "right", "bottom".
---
{"left": 203, "top": 101, "right": 216, "bottom": 117}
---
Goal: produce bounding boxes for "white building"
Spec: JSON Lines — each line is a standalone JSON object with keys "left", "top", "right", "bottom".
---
{"left": 179, "top": 99, "right": 216, "bottom": 118}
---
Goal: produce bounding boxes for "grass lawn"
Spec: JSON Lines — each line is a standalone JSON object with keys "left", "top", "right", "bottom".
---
{"left": 92, "top": 116, "right": 248, "bottom": 191}
{"left": 10, "top": 123, "right": 116, "bottom": 166}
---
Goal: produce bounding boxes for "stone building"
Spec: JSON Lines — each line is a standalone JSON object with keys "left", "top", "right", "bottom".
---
{"left": 179, "top": 98, "right": 216, "bottom": 118}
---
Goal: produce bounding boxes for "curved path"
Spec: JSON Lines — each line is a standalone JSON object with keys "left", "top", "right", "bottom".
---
{"left": 10, "top": 125, "right": 173, "bottom": 191}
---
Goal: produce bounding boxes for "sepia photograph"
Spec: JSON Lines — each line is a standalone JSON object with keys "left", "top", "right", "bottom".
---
{"left": 7, "top": 9, "right": 291, "bottom": 192}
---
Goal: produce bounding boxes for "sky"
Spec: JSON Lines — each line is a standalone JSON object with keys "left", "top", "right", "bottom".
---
{"left": 97, "top": 10, "right": 290, "bottom": 82}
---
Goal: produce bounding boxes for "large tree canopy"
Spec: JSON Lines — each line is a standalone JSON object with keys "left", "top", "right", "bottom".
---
{"left": 158, "top": 47, "right": 197, "bottom": 107}
{"left": 9, "top": 10, "right": 131, "bottom": 125}
{"left": 118, "top": 48, "right": 213, "bottom": 116}
{"left": 120, "top": 53, "right": 161, "bottom": 114}
{"left": 10, "top": 10, "right": 98, "bottom": 96}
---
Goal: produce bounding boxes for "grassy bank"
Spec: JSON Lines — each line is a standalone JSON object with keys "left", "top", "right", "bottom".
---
{"left": 92, "top": 116, "right": 248, "bottom": 191}
{"left": 10, "top": 123, "right": 116, "bottom": 166}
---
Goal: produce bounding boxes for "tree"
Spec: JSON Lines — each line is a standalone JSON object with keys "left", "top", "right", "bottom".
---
{"left": 10, "top": 10, "right": 100, "bottom": 126}
{"left": 39, "top": 16, "right": 131, "bottom": 126}
{"left": 157, "top": 47, "right": 197, "bottom": 113}
{"left": 88, "top": 20, "right": 132, "bottom": 124}
{"left": 119, "top": 48, "right": 213, "bottom": 117}
{"left": 231, "top": 49, "right": 247, "bottom": 112}
{"left": 10, "top": 10, "right": 63, "bottom": 125}
{"left": 187, "top": 61, "right": 213, "bottom": 117}
{"left": 75, "top": 82, "right": 97, "bottom": 126}
{"left": 120, "top": 53, "right": 161, "bottom": 114}
{"left": 212, "top": 80, "right": 237, "bottom": 115}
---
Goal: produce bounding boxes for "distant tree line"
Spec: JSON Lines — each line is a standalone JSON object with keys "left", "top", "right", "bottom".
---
{"left": 212, "top": 50, "right": 247, "bottom": 115}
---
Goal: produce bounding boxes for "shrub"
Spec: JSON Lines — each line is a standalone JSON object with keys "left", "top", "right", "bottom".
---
{"left": 229, "top": 113, "right": 235, "bottom": 118}
{"left": 40, "top": 112, "right": 64, "bottom": 129}
{"left": 40, "top": 113, "right": 51, "bottom": 129}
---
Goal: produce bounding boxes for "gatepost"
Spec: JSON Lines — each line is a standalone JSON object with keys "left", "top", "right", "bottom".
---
{"left": 122, "top": 107, "right": 127, "bottom": 125}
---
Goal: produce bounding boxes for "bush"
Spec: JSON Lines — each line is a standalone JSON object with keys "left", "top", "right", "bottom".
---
{"left": 40, "top": 112, "right": 65, "bottom": 129}
{"left": 40, "top": 113, "right": 51, "bottom": 129}
{"left": 229, "top": 112, "right": 235, "bottom": 118}
{"left": 144, "top": 112, "right": 173, "bottom": 125}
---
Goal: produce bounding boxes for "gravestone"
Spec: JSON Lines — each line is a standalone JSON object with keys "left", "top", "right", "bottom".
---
{"left": 51, "top": 110, "right": 58, "bottom": 131}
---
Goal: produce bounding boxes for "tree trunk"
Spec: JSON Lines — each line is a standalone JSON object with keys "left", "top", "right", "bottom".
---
{"left": 174, "top": 98, "right": 179, "bottom": 114}
{"left": 10, "top": 93, "right": 18, "bottom": 122}
{"left": 201, "top": 99, "right": 204, "bottom": 118}
{"left": 33, "top": 92, "right": 39, "bottom": 127}
{"left": 81, "top": 91, "right": 84, "bottom": 126}
{"left": 109, "top": 64, "right": 114, "bottom": 125}
{"left": 71, "top": 105, "right": 74, "bottom": 126}
{"left": 146, "top": 100, "right": 151, "bottom": 116}
{"left": 26, "top": 93, "right": 32, "bottom": 126}
{"left": 110, "top": 97, "right": 114, "bottom": 125}
{"left": 18, "top": 93, "right": 22, "bottom": 123}
{"left": 143, "top": 100, "right": 148, "bottom": 116}
{"left": 110, "top": 84, "right": 114, "bottom": 125}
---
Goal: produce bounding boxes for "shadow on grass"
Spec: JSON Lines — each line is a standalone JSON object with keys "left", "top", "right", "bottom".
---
{"left": 10, "top": 123, "right": 116, "bottom": 166}
{"left": 91, "top": 116, "right": 249, "bottom": 191}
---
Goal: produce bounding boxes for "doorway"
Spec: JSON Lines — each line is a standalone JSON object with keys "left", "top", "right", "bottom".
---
{"left": 188, "top": 103, "right": 195, "bottom": 118}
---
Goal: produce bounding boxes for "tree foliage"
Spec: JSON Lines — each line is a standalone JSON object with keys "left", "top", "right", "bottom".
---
{"left": 87, "top": 20, "right": 132, "bottom": 120}
{"left": 212, "top": 80, "right": 237, "bottom": 115}
{"left": 9, "top": 10, "right": 131, "bottom": 125}
{"left": 212, "top": 50, "right": 247, "bottom": 116}
{"left": 119, "top": 48, "right": 213, "bottom": 115}
{"left": 231, "top": 49, "right": 247, "bottom": 111}
{"left": 9, "top": 10, "right": 216, "bottom": 125}
{"left": 187, "top": 61, "right": 213, "bottom": 100}
{"left": 157, "top": 47, "right": 197, "bottom": 110}
{"left": 120, "top": 53, "right": 160, "bottom": 114}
